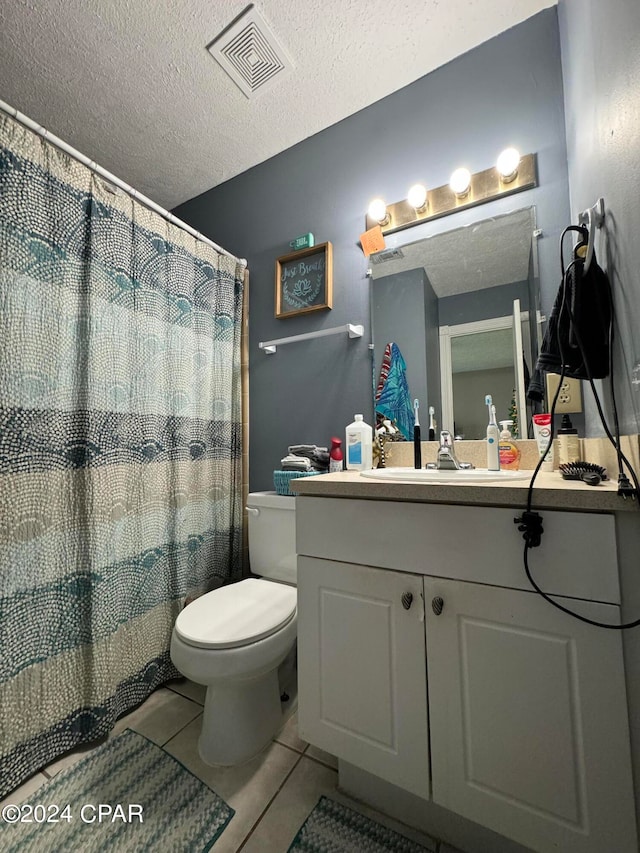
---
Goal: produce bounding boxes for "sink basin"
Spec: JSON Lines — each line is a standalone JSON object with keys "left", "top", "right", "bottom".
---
{"left": 360, "top": 467, "right": 531, "bottom": 484}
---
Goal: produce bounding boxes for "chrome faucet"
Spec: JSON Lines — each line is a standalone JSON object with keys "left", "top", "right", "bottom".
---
{"left": 436, "top": 430, "right": 460, "bottom": 469}
{"left": 425, "top": 430, "right": 475, "bottom": 471}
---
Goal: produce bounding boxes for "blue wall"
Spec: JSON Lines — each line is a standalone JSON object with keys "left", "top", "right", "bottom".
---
{"left": 439, "top": 280, "right": 530, "bottom": 327}
{"left": 175, "top": 8, "right": 570, "bottom": 490}
{"left": 371, "top": 267, "right": 431, "bottom": 430}
{"left": 558, "top": 0, "right": 640, "bottom": 436}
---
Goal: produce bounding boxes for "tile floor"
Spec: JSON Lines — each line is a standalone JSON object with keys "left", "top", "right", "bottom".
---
{"left": 1, "top": 679, "right": 454, "bottom": 852}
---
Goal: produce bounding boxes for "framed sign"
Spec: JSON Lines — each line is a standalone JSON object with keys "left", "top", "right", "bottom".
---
{"left": 275, "top": 242, "right": 333, "bottom": 318}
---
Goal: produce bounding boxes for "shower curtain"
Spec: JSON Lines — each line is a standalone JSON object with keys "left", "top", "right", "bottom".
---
{"left": 0, "top": 112, "right": 245, "bottom": 797}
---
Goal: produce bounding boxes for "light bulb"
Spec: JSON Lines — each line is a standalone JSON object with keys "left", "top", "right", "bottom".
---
{"left": 449, "top": 167, "right": 471, "bottom": 197}
{"left": 497, "top": 147, "right": 520, "bottom": 182}
{"left": 368, "top": 198, "right": 388, "bottom": 224}
{"left": 407, "top": 183, "right": 427, "bottom": 211}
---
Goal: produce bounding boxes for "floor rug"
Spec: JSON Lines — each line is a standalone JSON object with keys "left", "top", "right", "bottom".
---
{"left": 1, "top": 729, "right": 234, "bottom": 852}
{"left": 288, "top": 795, "right": 432, "bottom": 852}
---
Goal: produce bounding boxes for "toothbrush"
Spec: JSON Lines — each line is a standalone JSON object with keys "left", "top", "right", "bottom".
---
{"left": 485, "top": 395, "right": 500, "bottom": 471}
{"left": 414, "top": 399, "right": 422, "bottom": 469}
{"left": 428, "top": 406, "right": 436, "bottom": 441}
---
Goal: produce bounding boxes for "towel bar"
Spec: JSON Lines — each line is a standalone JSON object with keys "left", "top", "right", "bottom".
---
{"left": 259, "top": 323, "right": 364, "bottom": 354}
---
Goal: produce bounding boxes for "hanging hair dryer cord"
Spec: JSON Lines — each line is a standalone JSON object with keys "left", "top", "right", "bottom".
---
{"left": 555, "top": 227, "right": 638, "bottom": 497}
{"left": 517, "top": 225, "right": 640, "bottom": 630}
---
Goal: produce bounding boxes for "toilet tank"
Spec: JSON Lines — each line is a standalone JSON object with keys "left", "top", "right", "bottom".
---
{"left": 247, "top": 491, "right": 296, "bottom": 584}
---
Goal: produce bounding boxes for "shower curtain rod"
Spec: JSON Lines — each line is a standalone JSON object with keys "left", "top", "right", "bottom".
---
{"left": 0, "top": 99, "right": 246, "bottom": 267}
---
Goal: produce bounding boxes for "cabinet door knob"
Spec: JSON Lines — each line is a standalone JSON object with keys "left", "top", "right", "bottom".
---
{"left": 401, "top": 592, "right": 413, "bottom": 610}
{"left": 432, "top": 596, "right": 444, "bottom": 615}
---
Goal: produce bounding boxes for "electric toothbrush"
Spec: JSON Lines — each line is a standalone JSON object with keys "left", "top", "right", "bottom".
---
{"left": 428, "top": 406, "right": 436, "bottom": 442}
{"left": 414, "top": 399, "right": 422, "bottom": 469}
{"left": 485, "top": 395, "right": 500, "bottom": 471}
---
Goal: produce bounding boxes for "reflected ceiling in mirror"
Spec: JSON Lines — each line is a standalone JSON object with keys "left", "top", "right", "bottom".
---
{"left": 369, "top": 207, "right": 534, "bottom": 297}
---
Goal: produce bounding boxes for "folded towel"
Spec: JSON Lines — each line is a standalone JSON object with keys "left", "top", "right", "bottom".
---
{"left": 286, "top": 444, "right": 329, "bottom": 472}
{"left": 288, "top": 444, "right": 328, "bottom": 457}
{"left": 281, "top": 454, "right": 312, "bottom": 471}
{"left": 311, "top": 450, "right": 329, "bottom": 469}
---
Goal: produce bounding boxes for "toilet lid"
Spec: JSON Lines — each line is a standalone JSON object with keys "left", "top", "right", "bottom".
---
{"left": 174, "top": 578, "right": 297, "bottom": 650}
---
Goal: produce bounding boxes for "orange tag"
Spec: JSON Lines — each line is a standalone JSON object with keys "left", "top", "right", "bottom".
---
{"left": 360, "top": 225, "right": 385, "bottom": 257}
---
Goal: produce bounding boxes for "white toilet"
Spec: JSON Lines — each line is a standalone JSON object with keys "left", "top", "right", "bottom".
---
{"left": 170, "top": 491, "right": 297, "bottom": 766}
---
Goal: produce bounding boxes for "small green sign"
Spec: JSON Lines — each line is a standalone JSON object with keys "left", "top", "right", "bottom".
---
{"left": 289, "top": 233, "right": 315, "bottom": 251}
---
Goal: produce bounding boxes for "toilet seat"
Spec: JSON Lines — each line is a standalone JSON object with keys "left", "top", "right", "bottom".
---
{"left": 174, "top": 578, "right": 296, "bottom": 650}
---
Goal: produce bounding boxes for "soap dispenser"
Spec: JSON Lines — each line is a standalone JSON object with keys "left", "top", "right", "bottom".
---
{"left": 498, "top": 420, "right": 521, "bottom": 470}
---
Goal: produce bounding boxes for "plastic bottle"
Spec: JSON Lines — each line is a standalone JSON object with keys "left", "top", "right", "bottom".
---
{"left": 329, "top": 437, "right": 343, "bottom": 473}
{"left": 498, "top": 420, "right": 521, "bottom": 470}
{"left": 532, "top": 413, "right": 554, "bottom": 471}
{"left": 558, "top": 414, "right": 581, "bottom": 465}
{"left": 346, "top": 415, "right": 373, "bottom": 471}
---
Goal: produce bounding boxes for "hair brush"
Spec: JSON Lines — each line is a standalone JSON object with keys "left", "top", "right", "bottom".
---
{"left": 558, "top": 461, "right": 607, "bottom": 486}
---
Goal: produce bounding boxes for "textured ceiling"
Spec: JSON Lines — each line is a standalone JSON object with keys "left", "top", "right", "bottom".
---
{"left": 370, "top": 207, "right": 535, "bottom": 298}
{"left": 0, "top": 0, "right": 554, "bottom": 210}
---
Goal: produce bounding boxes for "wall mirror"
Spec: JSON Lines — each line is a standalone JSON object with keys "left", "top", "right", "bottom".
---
{"left": 369, "top": 206, "right": 542, "bottom": 440}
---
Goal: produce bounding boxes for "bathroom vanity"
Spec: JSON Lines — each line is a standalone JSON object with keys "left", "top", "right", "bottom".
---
{"left": 292, "top": 471, "right": 639, "bottom": 853}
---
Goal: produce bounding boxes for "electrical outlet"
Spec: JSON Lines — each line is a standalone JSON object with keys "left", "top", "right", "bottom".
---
{"left": 545, "top": 373, "right": 583, "bottom": 413}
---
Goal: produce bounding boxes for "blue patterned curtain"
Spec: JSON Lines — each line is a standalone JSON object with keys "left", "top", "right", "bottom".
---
{"left": 0, "top": 112, "right": 245, "bottom": 796}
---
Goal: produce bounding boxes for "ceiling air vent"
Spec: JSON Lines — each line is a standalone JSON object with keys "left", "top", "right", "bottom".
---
{"left": 207, "top": 4, "right": 293, "bottom": 98}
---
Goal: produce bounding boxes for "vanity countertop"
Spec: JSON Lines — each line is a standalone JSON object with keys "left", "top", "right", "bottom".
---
{"left": 290, "top": 469, "right": 639, "bottom": 513}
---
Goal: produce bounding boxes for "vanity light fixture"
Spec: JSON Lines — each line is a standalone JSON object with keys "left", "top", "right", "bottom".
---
{"left": 364, "top": 152, "right": 537, "bottom": 236}
{"left": 407, "top": 183, "right": 428, "bottom": 212}
{"left": 449, "top": 167, "right": 471, "bottom": 198}
{"left": 497, "top": 147, "right": 521, "bottom": 182}
{"left": 367, "top": 197, "right": 390, "bottom": 226}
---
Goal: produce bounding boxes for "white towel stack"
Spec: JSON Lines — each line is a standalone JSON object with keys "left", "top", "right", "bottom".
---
{"left": 280, "top": 454, "right": 312, "bottom": 471}
{"left": 281, "top": 444, "right": 329, "bottom": 472}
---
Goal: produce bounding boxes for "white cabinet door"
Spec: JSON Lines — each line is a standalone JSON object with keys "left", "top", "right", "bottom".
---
{"left": 424, "top": 577, "right": 637, "bottom": 853}
{"left": 298, "top": 556, "right": 430, "bottom": 799}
